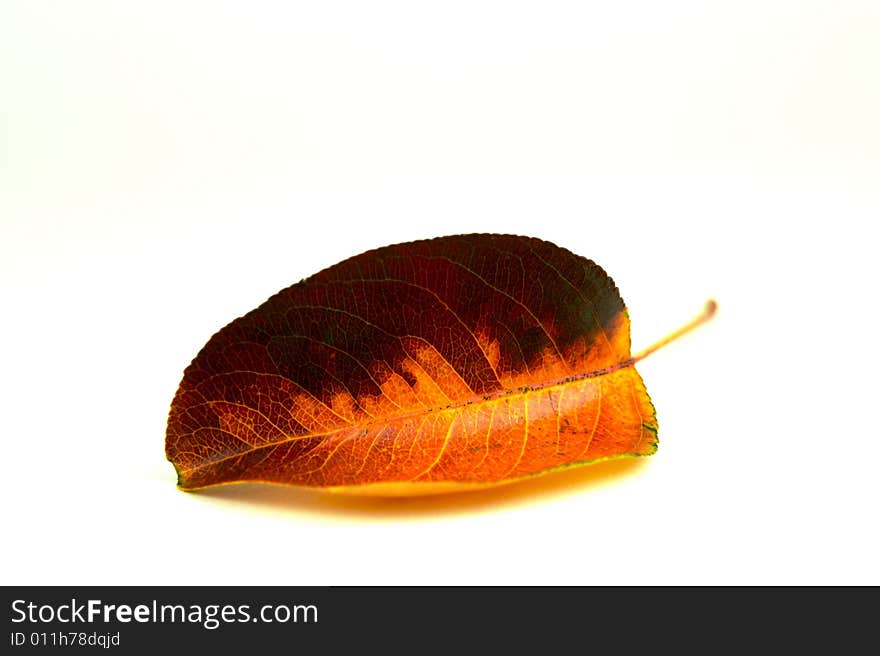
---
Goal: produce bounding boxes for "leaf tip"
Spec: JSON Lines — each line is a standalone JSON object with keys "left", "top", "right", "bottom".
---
{"left": 169, "top": 460, "right": 192, "bottom": 491}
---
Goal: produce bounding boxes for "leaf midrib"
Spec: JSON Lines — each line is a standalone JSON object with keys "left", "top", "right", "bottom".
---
{"left": 178, "top": 359, "right": 637, "bottom": 475}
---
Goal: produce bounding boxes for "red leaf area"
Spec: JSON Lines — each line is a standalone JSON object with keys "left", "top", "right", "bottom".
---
{"left": 166, "top": 234, "right": 657, "bottom": 493}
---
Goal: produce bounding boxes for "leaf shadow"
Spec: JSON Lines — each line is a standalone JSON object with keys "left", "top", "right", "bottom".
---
{"left": 188, "top": 457, "right": 650, "bottom": 519}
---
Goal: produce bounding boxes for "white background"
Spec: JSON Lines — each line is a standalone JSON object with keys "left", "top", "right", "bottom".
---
{"left": 2, "top": 2, "right": 878, "bottom": 585}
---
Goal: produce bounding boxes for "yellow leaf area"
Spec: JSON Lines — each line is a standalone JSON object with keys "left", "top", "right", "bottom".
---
{"left": 173, "top": 311, "right": 657, "bottom": 494}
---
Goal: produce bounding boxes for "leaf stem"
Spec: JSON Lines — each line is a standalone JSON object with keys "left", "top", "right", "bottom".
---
{"left": 628, "top": 299, "right": 717, "bottom": 366}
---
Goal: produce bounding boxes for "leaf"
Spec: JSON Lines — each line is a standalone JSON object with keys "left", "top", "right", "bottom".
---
{"left": 166, "top": 234, "right": 714, "bottom": 494}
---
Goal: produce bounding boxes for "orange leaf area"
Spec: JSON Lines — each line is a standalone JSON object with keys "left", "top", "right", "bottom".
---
{"left": 167, "top": 234, "right": 660, "bottom": 494}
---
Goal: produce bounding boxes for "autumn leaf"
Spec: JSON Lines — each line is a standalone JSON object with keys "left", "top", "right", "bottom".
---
{"left": 166, "top": 234, "right": 714, "bottom": 494}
